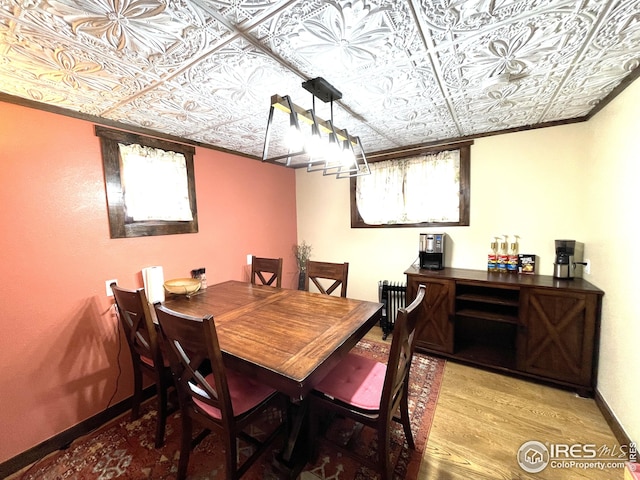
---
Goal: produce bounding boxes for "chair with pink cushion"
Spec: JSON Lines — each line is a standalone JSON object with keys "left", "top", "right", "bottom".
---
{"left": 111, "top": 284, "right": 173, "bottom": 448}
{"left": 308, "top": 284, "right": 427, "bottom": 480}
{"left": 154, "top": 304, "right": 287, "bottom": 480}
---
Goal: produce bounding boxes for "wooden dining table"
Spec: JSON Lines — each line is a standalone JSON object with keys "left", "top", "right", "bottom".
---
{"left": 163, "top": 280, "right": 382, "bottom": 399}
{"left": 163, "top": 280, "right": 383, "bottom": 476}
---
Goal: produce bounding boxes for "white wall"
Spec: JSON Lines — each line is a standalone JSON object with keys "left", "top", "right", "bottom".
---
{"left": 296, "top": 78, "right": 639, "bottom": 443}
{"left": 296, "top": 122, "right": 590, "bottom": 300}
{"left": 585, "top": 78, "right": 640, "bottom": 445}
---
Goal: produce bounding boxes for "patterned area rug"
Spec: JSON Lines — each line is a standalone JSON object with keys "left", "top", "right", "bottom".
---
{"left": 15, "top": 339, "right": 445, "bottom": 480}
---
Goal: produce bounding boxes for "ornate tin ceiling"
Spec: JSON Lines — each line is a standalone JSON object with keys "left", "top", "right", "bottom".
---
{"left": 1, "top": 0, "right": 639, "bottom": 161}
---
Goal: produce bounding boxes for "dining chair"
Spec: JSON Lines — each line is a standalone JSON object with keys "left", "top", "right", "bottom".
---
{"left": 111, "top": 284, "right": 173, "bottom": 448}
{"left": 154, "top": 304, "right": 287, "bottom": 480}
{"left": 304, "top": 260, "right": 349, "bottom": 297}
{"left": 250, "top": 255, "right": 283, "bottom": 288}
{"left": 307, "top": 284, "right": 427, "bottom": 480}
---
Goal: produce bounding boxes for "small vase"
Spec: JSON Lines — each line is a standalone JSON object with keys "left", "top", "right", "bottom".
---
{"left": 298, "top": 271, "right": 306, "bottom": 290}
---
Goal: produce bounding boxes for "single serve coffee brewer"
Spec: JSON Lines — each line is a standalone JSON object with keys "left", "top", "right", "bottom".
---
{"left": 419, "top": 233, "right": 445, "bottom": 270}
{"left": 553, "top": 239, "right": 586, "bottom": 279}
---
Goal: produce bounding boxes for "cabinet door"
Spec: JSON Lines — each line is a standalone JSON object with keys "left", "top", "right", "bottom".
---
{"left": 518, "top": 288, "right": 597, "bottom": 387}
{"left": 408, "top": 276, "right": 454, "bottom": 354}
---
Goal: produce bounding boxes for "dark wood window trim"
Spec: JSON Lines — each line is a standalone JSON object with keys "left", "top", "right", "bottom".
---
{"left": 96, "top": 126, "right": 198, "bottom": 238}
{"left": 350, "top": 141, "right": 472, "bottom": 228}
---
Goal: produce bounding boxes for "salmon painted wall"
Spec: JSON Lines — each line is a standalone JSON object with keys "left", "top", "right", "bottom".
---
{"left": 0, "top": 101, "right": 298, "bottom": 462}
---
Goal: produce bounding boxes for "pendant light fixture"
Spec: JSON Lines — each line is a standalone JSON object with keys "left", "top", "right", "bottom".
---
{"left": 262, "top": 77, "right": 370, "bottom": 178}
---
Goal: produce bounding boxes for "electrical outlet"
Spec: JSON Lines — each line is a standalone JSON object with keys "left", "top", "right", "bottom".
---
{"left": 247, "top": 254, "right": 252, "bottom": 265}
{"left": 584, "top": 259, "right": 591, "bottom": 275}
{"left": 105, "top": 279, "right": 118, "bottom": 296}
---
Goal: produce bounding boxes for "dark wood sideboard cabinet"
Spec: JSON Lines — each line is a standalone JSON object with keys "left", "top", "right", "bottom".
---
{"left": 405, "top": 266, "right": 603, "bottom": 396}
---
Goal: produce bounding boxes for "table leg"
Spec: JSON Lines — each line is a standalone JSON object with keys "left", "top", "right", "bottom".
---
{"left": 273, "top": 398, "right": 310, "bottom": 479}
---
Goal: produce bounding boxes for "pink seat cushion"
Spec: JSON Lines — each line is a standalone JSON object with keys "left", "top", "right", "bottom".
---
{"left": 192, "top": 371, "right": 276, "bottom": 420}
{"left": 140, "top": 355, "right": 169, "bottom": 368}
{"left": 314, "top": 352, "right": 386, "bottom": 410}
{"left": 140, "top": 355, "right": 154, "bottom": 367}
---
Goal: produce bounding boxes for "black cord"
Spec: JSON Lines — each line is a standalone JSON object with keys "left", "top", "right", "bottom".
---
{"left": 105, "top": 303, "right": 123, "bottom": 410}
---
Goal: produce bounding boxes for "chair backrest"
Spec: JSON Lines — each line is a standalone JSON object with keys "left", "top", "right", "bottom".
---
{"left": 379, "top": 284, "right": 426, "bottom": 417}
{"left": 304, "top": 260, "right": 349, "bottom": 297}
{"left": 111, "top": 284, "right": 162, "bottom": 367}
{"left": 154, "top": 305, "right": 234, "bottom": 429}
{"left": 250, "top": 256, "right": 283, "bottom": 288}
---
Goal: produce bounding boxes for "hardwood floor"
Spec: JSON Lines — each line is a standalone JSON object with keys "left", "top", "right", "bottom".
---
{"left": 365, "top": 326, "right": 624, "bottom": 480}
{"left": 420, "top": 361, "right": 624, "bottom": 480}
{"left": 6, "top": 327, "right": 625, "bottom": 480}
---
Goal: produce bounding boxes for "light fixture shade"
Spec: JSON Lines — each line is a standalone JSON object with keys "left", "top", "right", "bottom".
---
{"left": 321, "top": 131, "right": 369, "bottom": 178}
{"left": 304, "top": 109, "right": 325, "bottom": 165}
{"left": 307, "top": 119, "right": 339, "bottom": 172}
{"left": 336, "top": 137, "right": 370, "bottom": 178}
{"left": 263, "top": 95, "right": 306, "bottom": 166}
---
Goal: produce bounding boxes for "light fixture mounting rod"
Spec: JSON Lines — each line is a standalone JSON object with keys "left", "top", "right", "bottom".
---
{"left": 302, "top": 77, "right": 342, "bottom": 103}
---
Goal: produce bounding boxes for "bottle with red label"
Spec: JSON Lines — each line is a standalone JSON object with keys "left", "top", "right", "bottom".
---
{"left": 497, "top": 236, "right": 509, "bottom": 274}
{"left": 487, "top": 239, "right": 498, "bottom": 272}
{"left": 507, "top": 236, "right": 519, "bottom": 274}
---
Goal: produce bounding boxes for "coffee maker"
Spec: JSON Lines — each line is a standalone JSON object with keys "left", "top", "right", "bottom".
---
{"left": 419, "top": 233, "right": 445, "bottom": 270}
{"left": 553, "top": 239, "right": 580, "bottom": 279}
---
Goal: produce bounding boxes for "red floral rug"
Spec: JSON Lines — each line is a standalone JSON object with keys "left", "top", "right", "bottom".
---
{"left": 15, "top": 339, "right": 445, "bottom": 480}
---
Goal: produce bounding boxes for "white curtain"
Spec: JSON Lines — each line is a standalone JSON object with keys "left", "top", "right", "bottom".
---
{"left": 119, "top": 143, "right": 193, "bottom": 222}
{"left": 356, "top": 149, "right": 460, "bottom": 225}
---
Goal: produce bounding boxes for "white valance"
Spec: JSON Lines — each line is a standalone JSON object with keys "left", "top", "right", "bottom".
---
{"left": 119, "top": 143, "right": 193, "bottom": 222}
{"left": 356, "top": 149, "right": 460, "bottom": 225}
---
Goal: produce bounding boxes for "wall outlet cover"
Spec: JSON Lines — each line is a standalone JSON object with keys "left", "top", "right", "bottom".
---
{"left": 105, "top": 279, "right": 118, "bottom": 296}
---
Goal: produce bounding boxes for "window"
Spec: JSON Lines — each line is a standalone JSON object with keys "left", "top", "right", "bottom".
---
{"left": 350, "top": 142, "right": 471, "bottom": 228}
{"left": 96, "top": 126, "right": 198, "bottom": 238}
{"left": 119, "top": 143, "right": 193, "bottom": 222}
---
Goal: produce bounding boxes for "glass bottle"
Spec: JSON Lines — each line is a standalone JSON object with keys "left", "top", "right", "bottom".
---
{"left": 507, "top": 239, "right": 519, "bottom": 274}
{"left": 497, "top": 237, "right": 509, "bottom": 274}
{"left": 488, "top": 240, "right": 498, "bottom": 272}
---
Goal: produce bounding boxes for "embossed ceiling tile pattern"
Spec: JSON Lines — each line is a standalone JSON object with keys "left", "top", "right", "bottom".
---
{"left": 543, "top": 2, "right": 640, "bottom": 121}
{"left": 45, "top": 0, "right": 191, "bottom": 56}
{"left": 368, "top": 102, "right": 456, "bottom": 145}
{"left": 0, "top": 4, "right": 169, "bottom": 114}
{"left": 416, "top": 0, "right": 550, "bottom": 44}
{"left": 357, "top": 126, "right": 398, "bottom": 152}
{"left": 449, "top": 16, "right": 588, "bottom": 128}
{"left": 192, "top": 0, "right": 282, "bottom": 25}
{"left": 0, "top": 39, "right": 143, "bottom": 117}
{"left": 461, "top": 17, "right": 584, "bottom": 81}
{"left": 107, "top": 90, "right": 219, "bottom": 140}
{"left": 330, "top": 25, "right": 459, "bottom": 144}
{"left": 594, "top": 0, "right": 640, "bottom": 54}
{"left": 265, "top": 1, "right": 415, "bottom": 78}
{"left": 1, "top": 0, "right": 639, "bottom": 159}
{"left": 387, "top": 71, "right": 458, "bottom": 140}
{"left": 164, "top": 39, "right": 306, "bottom": 155}
{"left": 0, "top": 1, "right": 236, "bottom": 112}
{"left": 166, "top": 46, "right": 274, "bottom": 110}
{"left": 124, "top": 18, "right": 234, "bottom": 80}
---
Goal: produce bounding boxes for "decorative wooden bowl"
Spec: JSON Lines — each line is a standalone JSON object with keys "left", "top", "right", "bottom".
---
{"left": 164, "top": 278, "right": 201, "bottom": 295}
